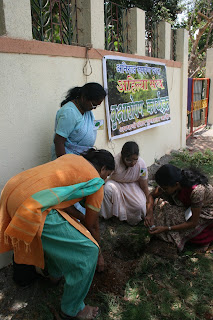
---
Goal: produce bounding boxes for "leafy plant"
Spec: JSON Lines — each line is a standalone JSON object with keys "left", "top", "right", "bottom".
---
{"left": 170, "top": 149, "right": 213, "bottom": 177}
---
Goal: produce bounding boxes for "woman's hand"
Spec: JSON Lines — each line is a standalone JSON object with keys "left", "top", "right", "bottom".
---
{"left": 144, "top": 193, "right": 155, "bottom": 228}
{"left": 144, "top": 211, "right": 154, "bottom": 227}
{"left": 149, "top": 207, "right": 201, "bottom": 235}
{"left": 149, "top": 226, "right": 168, "bottom": 234}
{"left": 96, "top": 252, "right": 104, "bottom": 272}
{"left": 64, "top": 206, "right": 85, "bottom": 223}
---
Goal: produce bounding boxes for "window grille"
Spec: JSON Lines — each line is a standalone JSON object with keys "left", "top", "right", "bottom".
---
{"left": 104, "top": 1, "right": 129, "bottom": 53}
{"left": 145, "top": 17, "right": 158, "bottom": 58}
{"left": 31, "top": 0, "right": 78, "bottom": 45}
{"left": 170, "top": 28, "right": 177, "bottom": 61}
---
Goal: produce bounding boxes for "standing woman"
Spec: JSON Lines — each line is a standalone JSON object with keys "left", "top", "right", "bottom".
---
{"left": 51, "top": 82, "right": 106, "bottom": 160}
{"left": 0, "top": 148, "right": 115, "bottom": 319}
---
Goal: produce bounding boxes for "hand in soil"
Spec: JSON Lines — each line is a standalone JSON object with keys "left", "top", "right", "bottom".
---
{"left": 96, "top": 253, "right": 104, "bottom": 272}
{"left": 149, "top": 226, "right": 168, "bottom": 234}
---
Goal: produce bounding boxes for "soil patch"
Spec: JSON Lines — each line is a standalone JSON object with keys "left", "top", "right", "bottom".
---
{"left": 89, "top": 253, "right": 137, "bottom": 298}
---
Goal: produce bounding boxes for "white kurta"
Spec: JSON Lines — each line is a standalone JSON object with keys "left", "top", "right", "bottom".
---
{"left": 100, "top": 153, "right": 148, "bottom": 225}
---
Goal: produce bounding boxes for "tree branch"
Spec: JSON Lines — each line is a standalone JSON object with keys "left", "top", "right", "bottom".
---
{"left": 198, "top": 11, "right": 213, "bottom": 22}
{"left": 200, "top": 24, "right": 213, "bottom": 54}
{"left": 188, "top": 20, "right": 212, "bottom": 66}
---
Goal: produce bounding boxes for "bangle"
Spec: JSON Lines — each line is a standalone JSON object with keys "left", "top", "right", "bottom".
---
{"left": 168, "top": 226, "right": 171, "bottom": 231}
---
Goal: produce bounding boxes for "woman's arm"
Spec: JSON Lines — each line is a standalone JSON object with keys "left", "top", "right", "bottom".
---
{"left": 84, "top": 207, "right": 104, "bottom": 272}
{"left": 141, "top": 185, "right": 163, "bottom": 227}
{"left": 149, "top": 207, "right": 201, "bottom": 234}
{"left": 64, "top": 205, "right": 85, "bottom": 223}
{"left": 139, "top": 178, "right": 154, "bottom": 227}
{"left": 84, "top": 208, "right": 100, "bottom": 243}
{"left": 139, "top": 177, "right": 149, "bottom": 199}
{"left": 54, "top": 133, "right": 66, "bottom": 158}
{"left": 144, "top": 194, "right": 155, "bottom": 227}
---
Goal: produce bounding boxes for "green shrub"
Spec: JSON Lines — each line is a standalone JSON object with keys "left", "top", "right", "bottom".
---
{"left": 170, "top": 149, "right": 213, "bottom": 177}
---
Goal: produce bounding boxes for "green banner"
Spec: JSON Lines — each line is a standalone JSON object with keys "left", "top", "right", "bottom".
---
{"left": 103, "top": 56, "right": 171, "bottom": 140}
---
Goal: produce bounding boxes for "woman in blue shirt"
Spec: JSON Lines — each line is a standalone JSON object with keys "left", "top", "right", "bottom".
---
{"left": 51, "top": 82, "right": 106, "bottom": 160}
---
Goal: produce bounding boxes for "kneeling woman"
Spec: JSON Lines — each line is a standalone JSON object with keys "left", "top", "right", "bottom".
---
{"left": 145, "top": 164, "right": 213, "bottom": 251}
{"left": 100, "top": 141, "right": 150, "bottom": 225}
{"left": 0, "top": 149, "right": 115, "bottom": 320}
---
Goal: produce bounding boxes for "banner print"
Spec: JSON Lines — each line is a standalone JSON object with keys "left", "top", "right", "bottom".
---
{"left": 103, "top": 56, "right": 171, "bottom": 140}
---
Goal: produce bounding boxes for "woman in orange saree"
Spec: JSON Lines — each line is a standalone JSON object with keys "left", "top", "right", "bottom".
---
{"left": 0, "top": 149, "right": 115, "bottom": 320}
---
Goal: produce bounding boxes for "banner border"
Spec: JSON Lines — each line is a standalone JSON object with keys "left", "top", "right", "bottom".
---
{"left": 103, "top": 55, "right": 169, "bottom": 141}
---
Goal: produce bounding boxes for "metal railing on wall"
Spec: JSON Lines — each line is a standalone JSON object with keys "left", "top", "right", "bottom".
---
{"left": 145, "top": 19, "right": 177, "bottom": 61}
{"left": 145, "top": 17, "right": 158, "bottom": 58}
{"left": 104, "top": 1, "right": 129, "bottom": 53}
{"left": 30, "top": 0, "right": 177, "bottom": 59}
{"left": 31, "top": 0, "right": 78, "bottom": 45}
{"left": 170, "top": 28, "right": 177, "bottom": 61}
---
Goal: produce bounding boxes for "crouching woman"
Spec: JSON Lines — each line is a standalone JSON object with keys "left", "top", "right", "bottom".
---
{"left": 145, "top": 164, "right": 213, "bottom": 251}
{"left": 0, "top": 148, "right": 115, "bottom": 319}
{"left": 100, "top": 141, "right": 150, "bottom": 225}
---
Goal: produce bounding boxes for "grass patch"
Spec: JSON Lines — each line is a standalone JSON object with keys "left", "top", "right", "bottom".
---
{"left": 95, "top": 216, "right": 213, "bottom": 320}
{"left": 170, "top": 149, "right": 213, "bottom": 177}
{"left": 96, "top": 293, "right": 122, "bottom": 320}
{"left": 97, "top": 253, "right": 213, "bottom": 320}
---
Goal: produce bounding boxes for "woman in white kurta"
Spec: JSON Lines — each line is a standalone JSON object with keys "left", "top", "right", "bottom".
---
{"left": 100, "top": 141, "right": 150, "bottom": 225}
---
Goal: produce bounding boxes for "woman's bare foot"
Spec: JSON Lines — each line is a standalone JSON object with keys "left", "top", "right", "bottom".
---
{"left": 76, "top": 305, "right": 99, "bottom": 319}
{"left": 60, "top": 305, "right": 99, "bottom": 320}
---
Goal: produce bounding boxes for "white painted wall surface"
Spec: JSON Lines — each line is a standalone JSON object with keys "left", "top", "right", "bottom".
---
{"left": 3, "top": 0, "right": 32, "bottom": 40}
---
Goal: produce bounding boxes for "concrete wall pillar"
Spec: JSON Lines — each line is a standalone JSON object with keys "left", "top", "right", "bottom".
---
{"left": 205, "top": 48, "right": 213, "bottom": 124}
{"left": 0, "top": 0, "right": 32, "bottom": 39}
{"left": 128, "top": 7, "right": 145, "bottom": 55}
{"left": 176, "top": 28, "right": 189, "bottom": 148}
{"left": 77, "top": 0, "right": 104, "bottom": 49}
{"left": 158, "top": 21, "right": 171, "bottom": 60}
